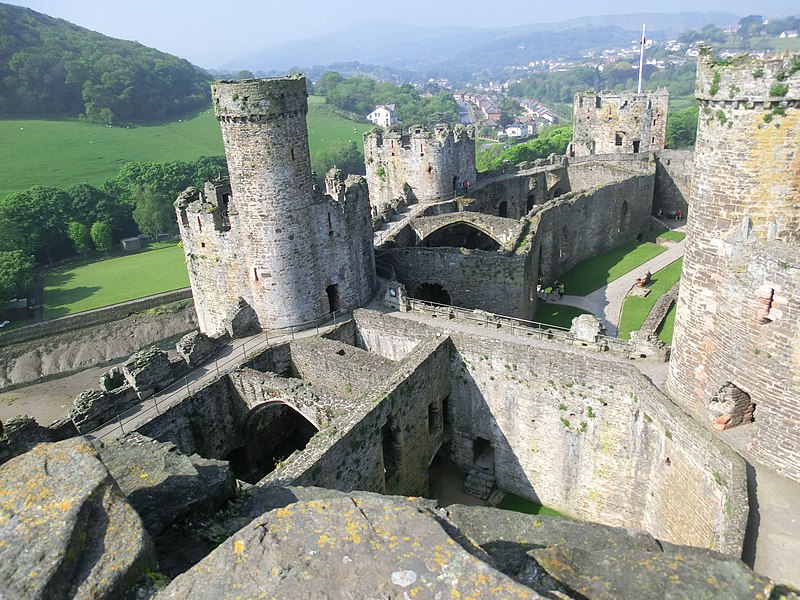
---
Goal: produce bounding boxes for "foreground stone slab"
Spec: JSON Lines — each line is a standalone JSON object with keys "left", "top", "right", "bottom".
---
{"left": 0, "top": 438, "right": 154, "bottom": 600}
{"left": 158, "top": 494, "right": 541, "bottom": 599}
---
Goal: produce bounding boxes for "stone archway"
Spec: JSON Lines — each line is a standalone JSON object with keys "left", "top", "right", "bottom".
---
{"left": 413, "top": 283, "right": 452, "bottom": 305}
{"left": 421, "top": 222, "right": 501, "bottom": 251}
{"left": 226, "top": 402, "right": 319, "bottom": 483}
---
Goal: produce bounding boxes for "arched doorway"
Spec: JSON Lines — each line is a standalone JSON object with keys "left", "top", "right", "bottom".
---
{"left": 498, "top": 201, "right": 508, "bottom": 218}
{"left": 559, "top": 225, "right": 570, "bottom": 261}
{"left": 422, "top": 223, "right": 501, "bottom": 251}
{"left": 226, "top": 403, "right": 318, "bottom": 484}
{"left": 413, "top": 283, "right": 452, "bottom": 305}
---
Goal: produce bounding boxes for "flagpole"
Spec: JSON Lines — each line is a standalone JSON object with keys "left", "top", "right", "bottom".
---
{"left": 637, "top": 24, "right": 646, "bottom": 93}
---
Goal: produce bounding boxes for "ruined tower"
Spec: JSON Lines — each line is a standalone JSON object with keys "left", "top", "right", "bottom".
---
{"left": 666, "top": 52, "right": 800, "bottom": 482}
{"left": 177, "top": 76, "right": 376, "bottom": 336}
{"left": 364, "top": 123, "right": 476, "bottom": 217}
{"left": 568, "top": 89, "right": 668, "bottom": 157}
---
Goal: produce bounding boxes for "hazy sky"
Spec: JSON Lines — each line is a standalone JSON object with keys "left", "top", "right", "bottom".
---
{"left": 9, "top": 0, "right": 799, "bottom": 68}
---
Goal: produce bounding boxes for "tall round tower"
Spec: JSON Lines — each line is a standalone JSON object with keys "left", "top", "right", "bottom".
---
{"left": 212, "top": 76, "right": 325, "bottom": 328}
{"left": 667, "top": 51, "right": 800, "bottom": 482}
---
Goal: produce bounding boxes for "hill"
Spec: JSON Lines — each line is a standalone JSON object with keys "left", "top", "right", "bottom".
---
{"left": 0, "top": 3, "right": 212, "bottom": 124}
{"left": 223, "top": 12, "right": 739, "bottom": 76}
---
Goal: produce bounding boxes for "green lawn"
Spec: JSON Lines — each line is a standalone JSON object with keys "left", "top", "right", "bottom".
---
{"left": 43, "top": 244, "right": 189, "bottom": 319}
{"left": 1, "top": 96, "right": 372, "bottom": 197}
{"left": 534, "top": 302, "right": 590, "bottom": 329}
{"left": 656, "top": 301, "right": 677, "bottom": 345}
{"left": 658, "top": 230, "right": 686, "bottom": 242}
{"left": 617, "top": 259, "right": 683, "bottom": 340}
{"left": 497, "top": 493, "right": 566, "bottom": 517}
{"left": 558, "top": 241, "right": 667, "bottom": 296}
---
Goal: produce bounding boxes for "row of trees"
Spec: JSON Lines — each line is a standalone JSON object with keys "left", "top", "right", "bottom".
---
{"left": 476, "top": 127, "right": 572, "bottom": 172}
{"left": 314, "top": 72, "right": 460, "bottom": 126}
{"left": 0, "top": 4, "right": 211, "bottom": 124}
{"left": 0, "top": 157, "right": 228, "bottom": 267}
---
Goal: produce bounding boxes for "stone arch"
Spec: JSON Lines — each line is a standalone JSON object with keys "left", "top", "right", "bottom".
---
{"left": 226, "top": 400, "right": 319, "bottom": 483}
{"left": 421, "top": 222, "right": 501, "bottom": 251}
{"left": 412, "top": 283, "right": 452, "bottom": 305}
{"left": 526, "top": 192, "right": 538, "bottom": 213}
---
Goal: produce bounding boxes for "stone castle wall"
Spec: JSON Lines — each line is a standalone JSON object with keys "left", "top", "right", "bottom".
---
{"left": 364, "top": 124, "right": 476, "bottom": 214}
{"left": 654, "top": 149, "right": 693, "bottom": 216}
{"left": 178, "top": 77, "right": 375, "bottom": 336}
{"left": 569, "top": 90, "right": 669, "bottom": 157}
{"left": 446, "top": 329, "right": 747, "bottom": 555}
{"left": 667, "top": 52, "right": 800, "bottom": 482}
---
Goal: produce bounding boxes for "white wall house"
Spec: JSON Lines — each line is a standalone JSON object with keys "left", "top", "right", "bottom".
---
{"left": 367, "top": 104, "right": 398, "bottom": 127}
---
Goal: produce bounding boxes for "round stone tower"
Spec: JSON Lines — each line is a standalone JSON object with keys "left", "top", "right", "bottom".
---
{"left": 212, "top": 76, "right": 325, "bottom": 328}
{"left": 667, "top": 51, "right": 800, "bottom": 482}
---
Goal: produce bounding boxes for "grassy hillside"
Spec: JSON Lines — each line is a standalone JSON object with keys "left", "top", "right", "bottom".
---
{"left": 0, "top": 96, "right": 372, "bottom": 198}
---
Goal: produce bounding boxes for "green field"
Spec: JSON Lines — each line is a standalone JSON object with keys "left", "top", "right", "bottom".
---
{"left": 617, "top": 259, "right": 683, "bottom": 340}
{"left": 43, "top": 244, "right": 189, "bottom": 319}
{"left": 656, "top": 301, "right": 678, "bottom": 345}
{"left": 557, "top": 241, "right": 667, "bottom": 296}
{"left": 1, "top": 96, "right": 372, "bottom": 197}
{"left": 534, "top": 302, "right": 591, "bottom": 329}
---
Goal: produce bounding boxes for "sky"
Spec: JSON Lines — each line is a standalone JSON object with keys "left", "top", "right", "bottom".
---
{"left": 8, "top": 0, "right": 799, "bottom": 68}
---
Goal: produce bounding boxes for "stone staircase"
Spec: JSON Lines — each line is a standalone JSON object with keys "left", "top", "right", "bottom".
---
{"left": 463, "top": 450, "right": 496, "bottom": 500}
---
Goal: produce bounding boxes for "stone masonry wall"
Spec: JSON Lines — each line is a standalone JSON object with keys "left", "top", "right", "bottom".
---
{"left": 654, "top": 149, "right": 693, "bottom": 216}
{"left": 569, "top": 90, "right": 669, "bottom": 157}
{"left": 667, "top": 51, "right": 800, "bottom": 483}
{"left": 535, "top": 170, "right": 654, "bottom": 283}
{"left": 446, "top": 330, "right": 747, "bottom": 555}
{"left": 212, "top": 76, "right": 326, "bottom": 329}
{"left": 364, "top": 124, "right": 476, "bottom": 214}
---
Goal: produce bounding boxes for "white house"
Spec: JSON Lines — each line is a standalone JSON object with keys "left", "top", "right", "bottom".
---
{"left": 366, "top": 104, "right": 398, "bottom": 127}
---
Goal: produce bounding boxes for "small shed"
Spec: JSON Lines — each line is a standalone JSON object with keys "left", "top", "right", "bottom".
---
{"left": 121, "top": 237, "right": 142, "bottom": 251}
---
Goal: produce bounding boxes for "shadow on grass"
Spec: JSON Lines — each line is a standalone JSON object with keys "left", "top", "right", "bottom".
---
{"left": 534, "top": 302, "right": 590, "bottom": 329}
{"left": 43, "top": 271, "right": 77, "bottom": 288}
{"left": 43, "top": 286, "right": 102, "bottom": 319}
{"left": 557, "top": 241, "right": 666, "bottom": 296}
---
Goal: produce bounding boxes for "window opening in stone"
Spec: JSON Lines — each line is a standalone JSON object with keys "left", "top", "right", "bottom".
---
{"left": 290, "top": 148, "right": 295, "bottom": 160}
{"left": 253, "top": 268, "right": 259, "bottom": 281}
{"left": 615, "top": 132, "right": 623, "bottom": 146}
{"left": 708, "top": 383, "right": 755, "bottom": 430}
{"left": 595, "top": 96, "right": 602, "bottom": 109}
{"left": 326, "top": 284, "right": 340, "bottom": 313}
{"left": 619, "top": 200, "right": 629, "bottom": 233}
{"left": 559, "top": 225, "right": 570, "bottom": 260}
{"left": 225, "top": 403, "right": 318, "bottom": 484}
{"left": 442, "top": 395, "right": 451, "bottom": 427}
{"left": 527, "top": 191, "right": 538, "bottom": 213}
{"left": 756, "top": 287, "right": 778, "bottom": 323}
{"left": 632, "top": 140, "right": 641, "bottom": 153}
{"left": 498, "top": 201, "right": 508, "bottom": 218}
{"left": 327, "top": 212, "right": 333, "bottom": 235}
{"left": 553, "top": 187, "right": 563, "bottom": 198}
{"left": 428, "top": 400, "right": 440, "bottom": 434}
{"left": 197, "top": 216, "right": 202, "bottom": 232}
{"left": 180, "top": 209, "right": 189, "bottom": 226}
{"left": 472, "top": 437, "right": 492, "bottom": 463}
{"left": 413, "top": 283, "right": 452, "bottom": 305}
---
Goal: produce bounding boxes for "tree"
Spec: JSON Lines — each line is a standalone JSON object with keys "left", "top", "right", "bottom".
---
{"left": 90, "top": 221, "right": 113, "bottom": 255}
{"left": 666, "top": 107, "right": 698, "bottom": 149}
{"left": 0, "top": 186, "right": 69, "bottom": 264}
{"left": 131, "top": 185, "right": 176, "bottom": 238}
{"left": 0, "top": 250, "right": 34, "bottom": 303}
{"left": 66, "top": 182, "right": 136, "bottom": 240}
{"left": 67, "top": 221, "right": 91, "bottom": 257}
{"left": 311, "top": 141, "right": 365, "bottom": 184}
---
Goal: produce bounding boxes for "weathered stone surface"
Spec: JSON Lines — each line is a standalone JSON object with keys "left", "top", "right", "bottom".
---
{"left": 175, "top": 330, "right": 221, "bottom": 367}
{"left": 69, "top": 385, "right": 139, "bottom": 434}
{"left": 0, "top": 438, "right": 154, "bottom": 600}
{"left": 158, "top": 494, "right": 540, "bottom": 599}
{"left": 98, "top": 434, "right": 236, "bottom": 536}
{"left": 223, "top": 297, "right": 260, "bottom": 339}
{"left": 123, "top": 345, "right": 173, "bottom": 399}
{"left": 446, "top": 504, "right": 778, "bottom": 599}
{"left": 570, "top": 313, "right": 604, "bottom": 343}
{"left": 99, "top": 366, "right": 125, "bottom": 392}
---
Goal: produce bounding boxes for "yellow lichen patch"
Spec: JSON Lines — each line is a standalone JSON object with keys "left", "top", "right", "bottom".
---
{"left": 317, "top": 534, "right": 336, "bottom": 548}
{"left": 139, "top": 473, "right": 149, "bottom": 479}
{"left": 344, "top": 520, "right": 363, "bottom": 544}
{"left": 233, "top": 539, "right": 246, "bottom": 562}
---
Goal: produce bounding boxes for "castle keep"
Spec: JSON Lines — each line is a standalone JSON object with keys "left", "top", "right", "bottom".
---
{"left": 364, "top": 123, "right": 476, "bottom": 219}
{"left": 176, "top": 77, "right": 376, "bottom": 336}
{"left": 568, "top": 89, "right": 669, "bottom": 157}
{"left": 667, "top": 52, "right": 800, "bottom": 482}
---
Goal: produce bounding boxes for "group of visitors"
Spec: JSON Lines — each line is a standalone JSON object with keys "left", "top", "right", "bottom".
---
{"left": 536, "top": 278, "right": 565, "bottom": 301}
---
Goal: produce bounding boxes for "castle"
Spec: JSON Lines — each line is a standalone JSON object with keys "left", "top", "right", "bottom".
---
{"left": 1, "top": 50, "right": 797, "bottom": 598}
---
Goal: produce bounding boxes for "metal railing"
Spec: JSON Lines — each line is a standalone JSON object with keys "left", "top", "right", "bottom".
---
{"left": 84, "top": 308, "right": 353, "bottom": 441}
{"left": 405, "top": 298, "right": 632, "bottom": 356}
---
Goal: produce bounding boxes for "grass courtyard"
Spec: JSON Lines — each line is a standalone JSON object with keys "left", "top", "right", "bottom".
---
{"left": 556, "top": 241, "right": 667, "bottom": 297}
{"left": 42, "top": 244, "right": 189, "bottom": 319}
{"left": 617, "top": 259, "right": 683, "bottom": 341}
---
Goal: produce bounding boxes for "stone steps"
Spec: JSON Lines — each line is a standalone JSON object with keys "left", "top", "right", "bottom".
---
{"left": 463, "top": 465, "right": 495, "bottom": 500}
